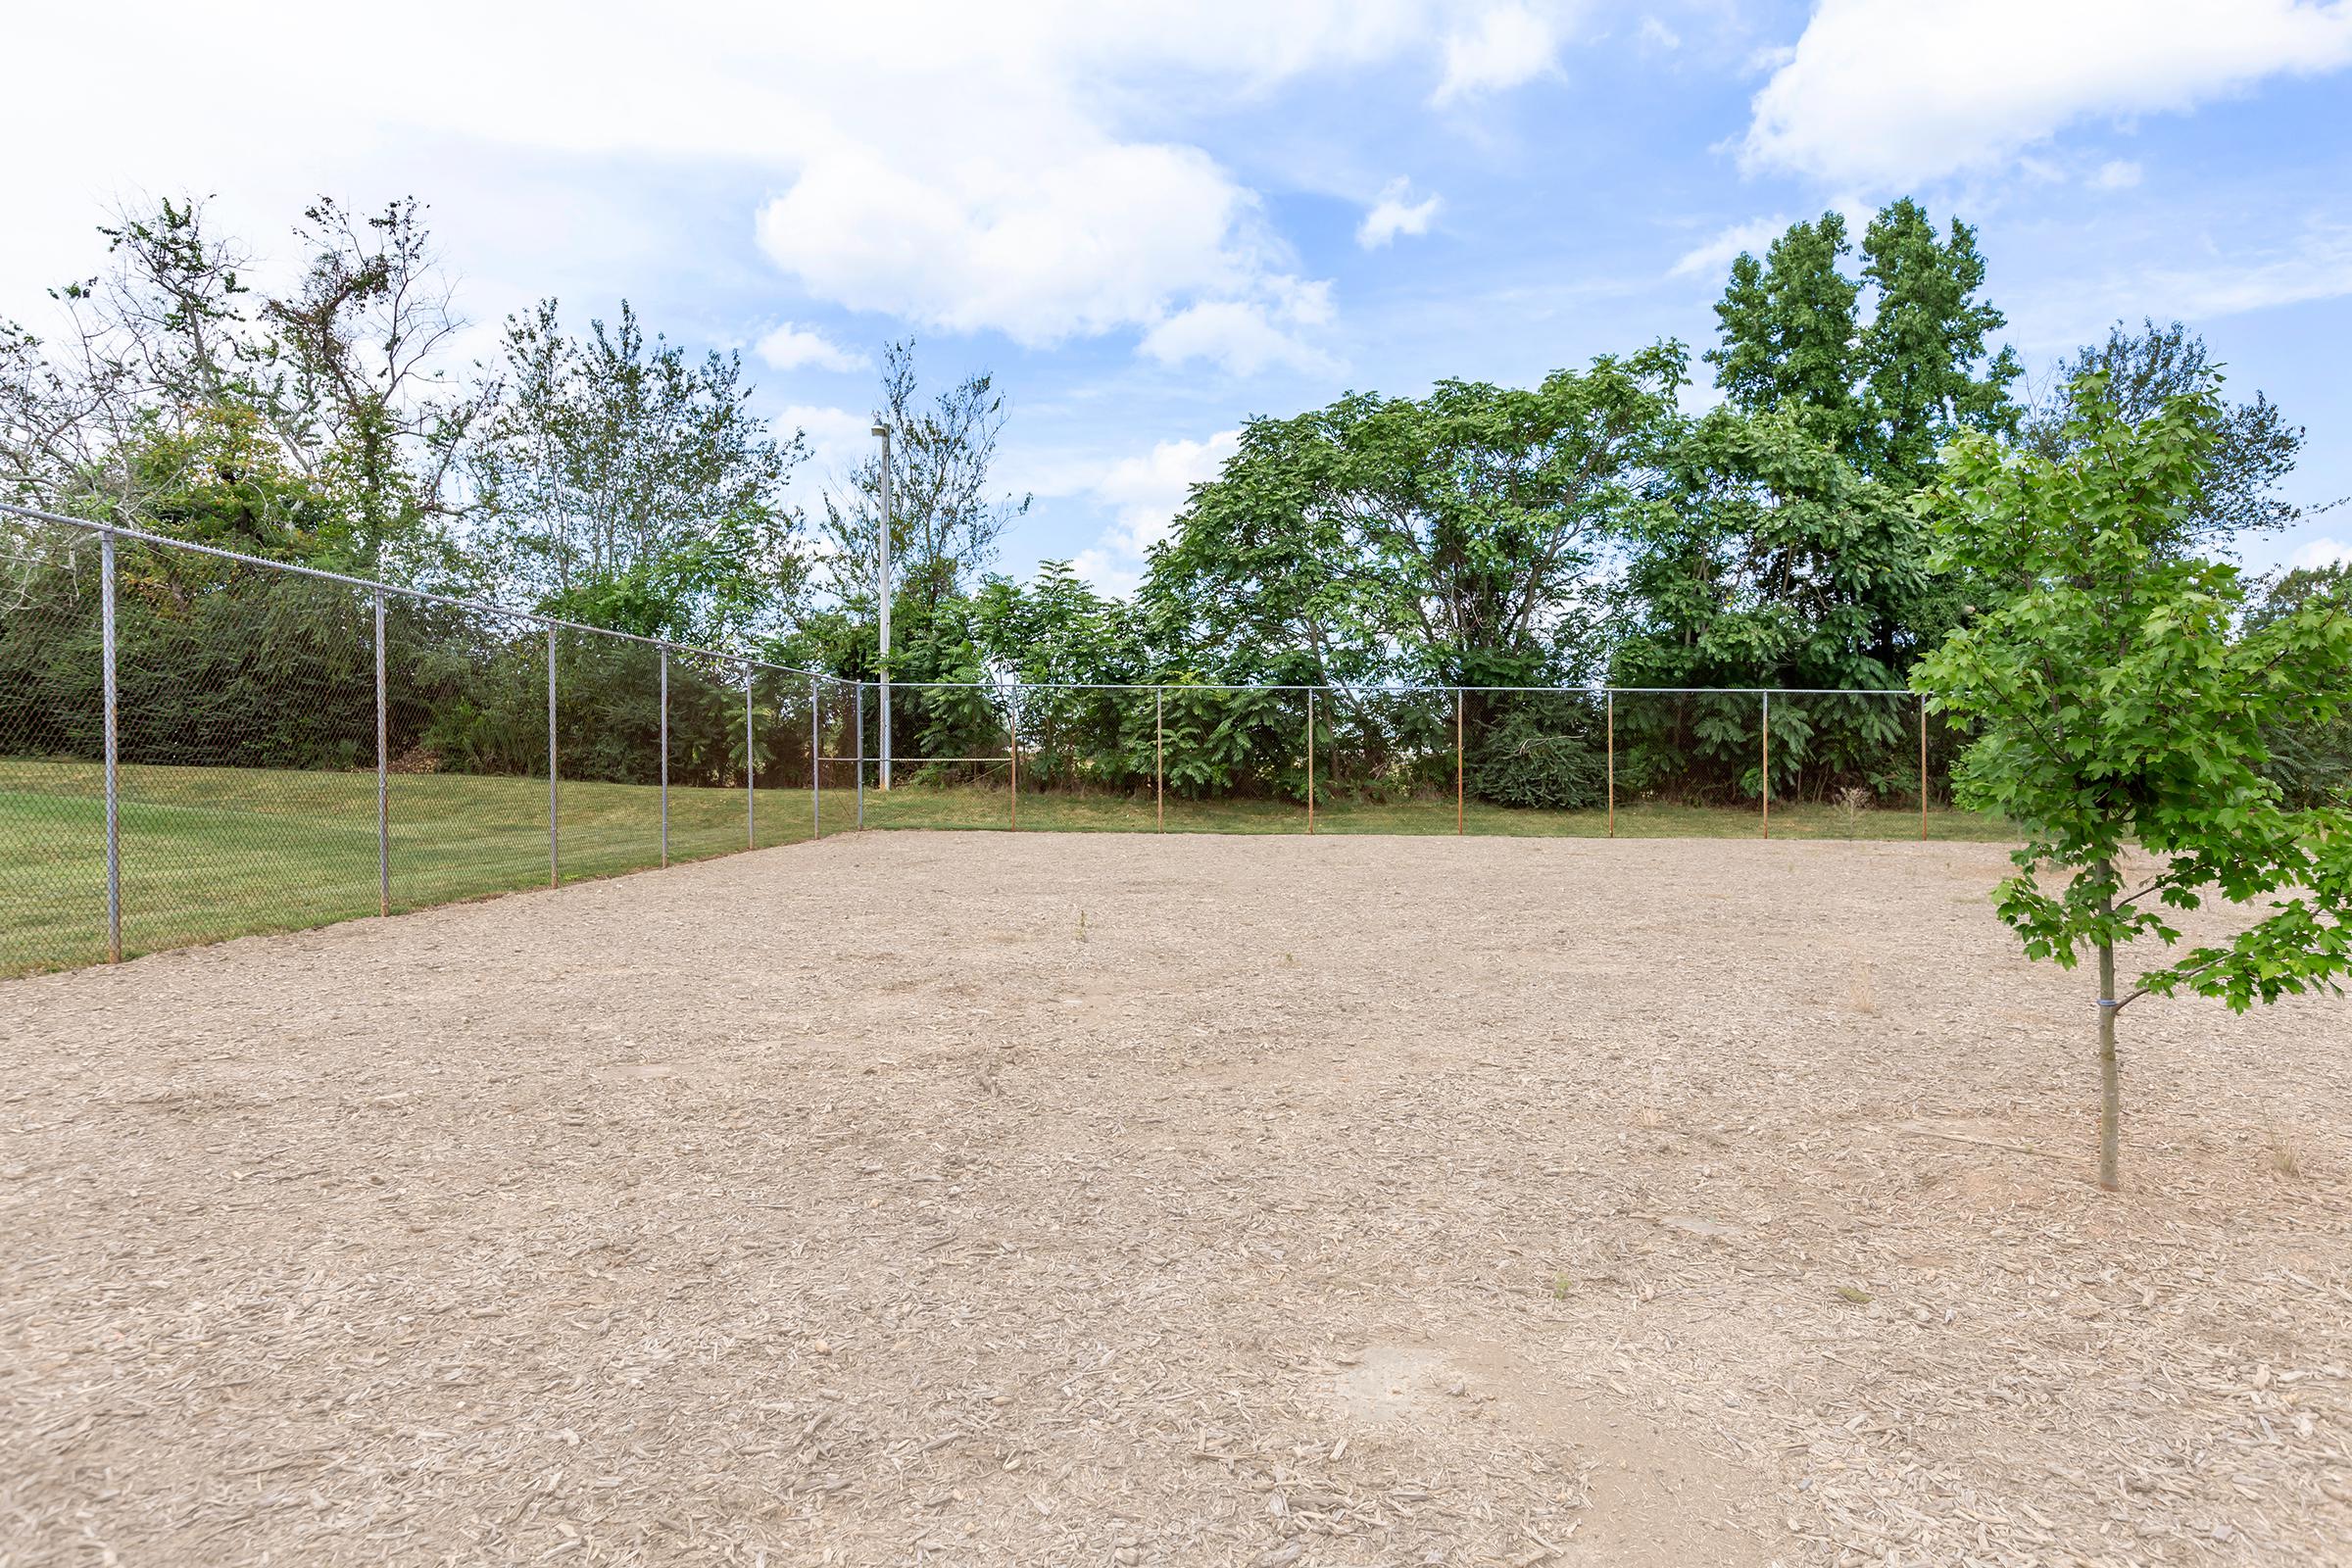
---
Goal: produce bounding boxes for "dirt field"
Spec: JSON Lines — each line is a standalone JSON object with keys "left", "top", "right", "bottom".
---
{"left": 3, "top": 833, "right": 2347, "bottom": 1567}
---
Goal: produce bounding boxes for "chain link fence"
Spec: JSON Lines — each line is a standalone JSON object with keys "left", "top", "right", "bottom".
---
{"left": 2, "top": 507, "right": 855, "bottom": 977}
{"left": 3, "top": 503, "right": 1988, "bottom": 978}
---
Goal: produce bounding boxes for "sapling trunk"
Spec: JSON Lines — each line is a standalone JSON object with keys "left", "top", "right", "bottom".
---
{"left": 2096, "top": 940, "right": 2121, "bottom": 1190}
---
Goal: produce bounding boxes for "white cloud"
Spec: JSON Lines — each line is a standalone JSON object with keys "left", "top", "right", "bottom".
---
{"left": 1741, "top": 0, "right": 2352, "bottom": 187}
{"left": 2290, "top": 537, "right": 2352, "bottom": 569}
{"left": 1069, "top": 429, "right": 1245, "bottom": 595}
{"left": 0, "top": 1, "right": 1509, "bottom": 378}
{"left": 1433, "top": 3, "right": 1571, "bottom": 105}
{"left": 2139, "top": 224, "right": 2352, "bottom": 318}
{"left": 2091, "top": 159, "right": 2144, "bottom": 190}
{"left": 1139, "top": 279, "right": 1340, "bottom": 376}
{"left": 1668, "top": 215, "right": 1790, "bottom": 279}
{"left": 1357, "top": 177, "right": 1444, "bottom": 249}
{"left": 755, "top": 322, "right": 868, "bottom": 374}
{"left": 2013, "top": 222, "right": 2352, "bottom": 348}
{"left": 1638, "top": 16, "right": 1681, "bottom": 51}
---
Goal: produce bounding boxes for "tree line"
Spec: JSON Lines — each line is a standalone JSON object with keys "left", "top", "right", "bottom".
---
{"left": 2, "top": 193, "right": 2343, "bottom": 810}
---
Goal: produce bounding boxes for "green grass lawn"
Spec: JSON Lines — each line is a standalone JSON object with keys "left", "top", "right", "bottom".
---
{"left": 0, "top": 760, "right": 2011, "bottom": 977}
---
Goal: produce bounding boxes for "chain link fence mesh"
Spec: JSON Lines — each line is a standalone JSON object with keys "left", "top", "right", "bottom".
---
{"left": 2, "top": 507, "right": 1988, "bottom": 978}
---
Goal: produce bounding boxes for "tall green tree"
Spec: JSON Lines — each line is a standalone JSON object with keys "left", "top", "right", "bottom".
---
{"left": 468, "top": 299, "right": 808, "bottom": 648}
{"left": 821, "top": 340, "right": 1032, "bottom": 620}
{"left": 1149, "top": 344, "right": 1687, "bottom": 693}
{"left": 1706, "top": 213, "right": 1863, "bottom": 452}
{"left": 1707, "top": 200, "right": 2018, "bottom": 490}
{"left": 1914, "top": 373, "right": 2352, "bottom": 1191}
{"left": 2023, "top": 318, "right": 2311, "bottom": 555}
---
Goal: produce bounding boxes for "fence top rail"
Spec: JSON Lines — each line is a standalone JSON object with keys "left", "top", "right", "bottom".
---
{"left": 870, "top": 678, "right": 1921, "bottom": 697}
{"left": 1, "top": 500, "right": 844, "bottom": 684}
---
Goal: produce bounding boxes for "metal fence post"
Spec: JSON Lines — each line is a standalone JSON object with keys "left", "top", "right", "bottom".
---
{"left": 1155, "top": 686, "right": 1163, "bottom": 833}
{"left": 1605, "top": 689, "right": 1615, "bottom": 839}
{"left": 810, "top": 673, "right": 821, "bottom": 840}
{"left": 855, "top": 682, "right": 865, "bottom": 828}
{"left": 375, "top": 590, "right": 388, "bottom": 916}
{"left": 1760, "top": 690, "right": 1770, "bottom": 841}
{"left": 659, "top": 649, "right": 669, "bottom": 867}
{"left": 1008, "top": 686, "right": 1019, "bottom": 832}
{"left": 547, "top": 626, "right": 560, "bottom": 887}
{"left": 1454, "top": 687, "right": 1463, "bottom": 836}
{"left": 746, "top": 674, "right": 756, "bottom": 849}
{"left": 100, "top": 528, "right": 120, "bottom": 964}
{"left": 1919, "top": 693, "right": 1930, "bottom": 842}
{"left": 1305, "top": 687, "right": 1315, "bottom": 835}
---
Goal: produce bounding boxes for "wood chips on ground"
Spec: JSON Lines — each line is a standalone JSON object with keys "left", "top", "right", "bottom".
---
{"left": 2, "top": 833, "right": 2348, "bottom": 1567}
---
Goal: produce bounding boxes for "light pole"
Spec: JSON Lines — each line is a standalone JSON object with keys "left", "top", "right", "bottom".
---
{"left": 872, "top": 421, "right": 892, "bottom": 790}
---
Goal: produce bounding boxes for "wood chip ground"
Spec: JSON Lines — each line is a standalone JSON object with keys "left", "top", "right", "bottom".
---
{"left": 2, "top": 833, "right": 2347, "bottom": 1566}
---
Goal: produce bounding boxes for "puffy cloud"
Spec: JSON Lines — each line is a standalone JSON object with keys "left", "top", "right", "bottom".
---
{"left": 1357, "top": 177, "right": 1444, "bottom": 249}
{"left": 1069, "top": 429, "right": 1244, "bottom": 595}
{"left": 1668, "top": 215, "right": 1790, "bottom": 279}
{"left": 1433, "top": 3, "right": 1571, "bottom": 105}
{"left": 755, "top": 322, "right": 868, "bottom": 374}
{"left": 1, "top": 1, "right": 1540, "bottom": 376}
{"left": 1741, "top": 0, "right": 2352, "bottom": 187}
{"left": 1139, "top": 280, "right": 1340, "bottom": 376}
{"left": 2290, "top": 537, "right": 2352, "bottom": 570}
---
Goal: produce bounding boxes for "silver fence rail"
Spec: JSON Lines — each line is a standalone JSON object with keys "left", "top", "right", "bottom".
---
{"left": 2, "top": 502, "right": 1946, "bottom": 978}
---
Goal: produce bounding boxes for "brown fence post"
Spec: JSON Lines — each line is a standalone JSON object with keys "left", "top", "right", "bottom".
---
{"left": 1155, "top": 686, "right": 1164, "bottom": 833}
{"left": 1919, "top": 694, "right": 1930, "bottom": 841}
{"left": 1305, "top": 687, "right": 1315, "bottom": 835}
{"left": 1606, "top": 690, "right": 1615, "bottom": 840}
{"left": 1760, "top": 690, "right": 1770, "bottom": 840}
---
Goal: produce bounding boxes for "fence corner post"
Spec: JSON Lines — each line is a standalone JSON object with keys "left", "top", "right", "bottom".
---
{"left": 659, "top": 649, "right": 669, "bottom": 867}
{"left": 547, "top": 625, "right": 560, "bottom": 887}
{"left": 1454, "top": 687, "right": 1464, "bottom": 836}
{"left": 375, "top": 589, "right": 388, "bottom": 916}
{"left": 100, "top": 527, "right": 121, "bottom": 963}
{"left": 1919, "top": 691, "right": 1930, "bottom": 842}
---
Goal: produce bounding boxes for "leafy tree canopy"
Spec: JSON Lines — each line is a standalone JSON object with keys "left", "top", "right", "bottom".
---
{"left": 1914, "top": 371, "right": 2352, "bottom": 1188}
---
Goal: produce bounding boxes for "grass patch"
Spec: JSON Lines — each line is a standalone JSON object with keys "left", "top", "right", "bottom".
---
{"left": 1, "top": 760, "right": 2011, "bottom": 977}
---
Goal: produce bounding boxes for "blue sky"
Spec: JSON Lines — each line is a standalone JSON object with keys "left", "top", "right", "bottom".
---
{"left": 8, "top": 0, "right": 2350, "bottom": 592}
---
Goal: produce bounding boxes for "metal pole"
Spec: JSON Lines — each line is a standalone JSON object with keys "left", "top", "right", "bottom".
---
{"left": 659, "top": 650, "right": 669, "bottom": 867}
{"left": 1454, "top": 688, "right": 1463, "bottom": 835}
{"left": 1155, "top": 686, "right": 1163, "bottom": 833}
{"left": 810, "top": 674, "right": 821, "bottom": 840}
{"left": 1606, "top": 690, "right": 1615, "bottom": 839}
{"left": 1760, "top": 690, "right": 1770, "bottom": 841}
{"left": 874, "top": 423, "right": 893, "bottom": 791}
{"left": 100, "top": 529, "right": 120, "bottom": 964}
{"left": 746, "top": 674, "right": 756, "bottom": 849}
{"left": 1305, "top": 688, "right": 1315, "bottom": 835}
{"left": 855, "top": 682, "right": 865, "bottom": 828}
{"left": 1008, "top": 687, "right": 1018, "bottom": 831}
{"left": 545, "top": 629, "right": 560, "bottom": 893}
{"left": 1919, "top": 694, "right": 1930, "bottom": 842}
{"left": 375, "top": 589, "right": 388, "bottom": 916}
